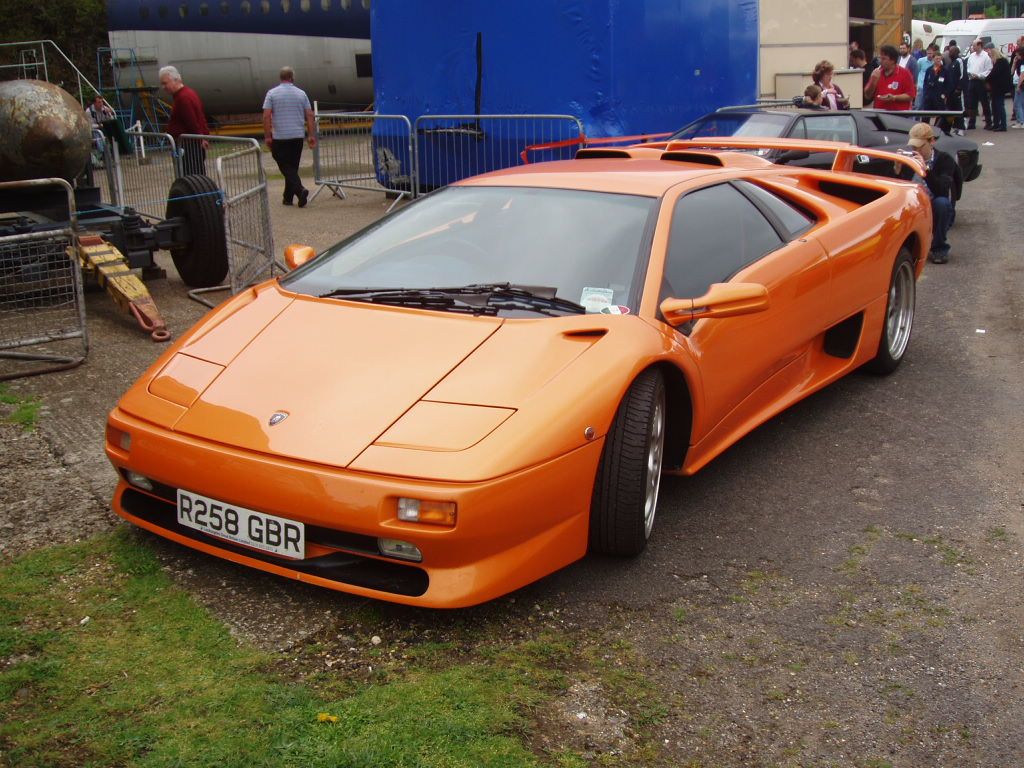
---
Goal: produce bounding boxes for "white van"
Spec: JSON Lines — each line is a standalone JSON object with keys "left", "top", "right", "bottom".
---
{"left": 934, "top": 18, "right": 1024, "bottom": 56}
{"left": 912, "top": 19, "right": 947, "bottom": 48}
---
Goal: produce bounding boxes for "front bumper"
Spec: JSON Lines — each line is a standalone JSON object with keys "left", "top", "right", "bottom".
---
{"left": 106, "top": 407, "right": 601, "bottom": 608}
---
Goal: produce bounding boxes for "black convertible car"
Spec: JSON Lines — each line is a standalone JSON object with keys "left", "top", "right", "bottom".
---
{"left": 669, "top": 108, "right": 982, "bottom": 199}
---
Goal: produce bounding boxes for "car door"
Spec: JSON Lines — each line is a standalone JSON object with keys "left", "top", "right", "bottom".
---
{"left": 658, "top": 180, "right": 830, "bottom": 441}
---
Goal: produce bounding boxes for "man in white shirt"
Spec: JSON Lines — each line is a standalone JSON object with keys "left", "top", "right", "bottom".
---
{"left": 965, "top": 38, "right": 993, "bottom": 129}
{"left": 262, "top": 66, "right": 317, "bottom": 207}
{"left": 897, "top": 42, "right": 918, "bottom": 81}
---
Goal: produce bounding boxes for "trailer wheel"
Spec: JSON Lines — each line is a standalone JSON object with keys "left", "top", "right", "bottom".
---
{"left": 165, "top": 174, "right": 228, "bottom": 288}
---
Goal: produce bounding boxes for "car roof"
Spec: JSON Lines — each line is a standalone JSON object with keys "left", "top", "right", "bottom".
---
{"left": 456, "top": 155, "right": 775, "bottom": 196}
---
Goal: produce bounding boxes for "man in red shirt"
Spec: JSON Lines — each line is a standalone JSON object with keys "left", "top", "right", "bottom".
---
{"left": 159, "top": 65, "right": 210, "bottom": 176}
{"left": 864, "top": 45, "right": 916, "bottom": 111}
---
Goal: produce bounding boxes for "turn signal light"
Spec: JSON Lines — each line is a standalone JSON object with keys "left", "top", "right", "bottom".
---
{"left": 107, "top": 425, "right": 131, "bottom": 452}
{"left": 396, "top": 498, "right": 456, "bottom": 527}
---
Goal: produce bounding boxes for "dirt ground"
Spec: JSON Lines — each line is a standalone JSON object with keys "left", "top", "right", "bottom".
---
{"left": 2, "top": 135, "right": 1023, "bottom": 766}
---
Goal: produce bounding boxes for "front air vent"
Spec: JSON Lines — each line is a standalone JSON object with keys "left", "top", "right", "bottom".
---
{"left": 661, "top": 152, "right": 725, "bottom": 167}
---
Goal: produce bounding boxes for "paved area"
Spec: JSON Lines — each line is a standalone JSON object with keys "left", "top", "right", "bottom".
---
{"left": 2, "top": 131, "right": 1022, "bottom": 765}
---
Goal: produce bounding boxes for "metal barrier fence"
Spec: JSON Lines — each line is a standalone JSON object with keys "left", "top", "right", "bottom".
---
{"left": 0, "top": 179, "right": 88, "bottom": 380}
{"left": 179, "top": 135, "right": 276, "bottom": 307}
{"left": 113, "top": 130, "right": 179, "bottom": 219}
{"left": 413, "top": 114, "right": 585, "bottom": 195}
{"left": 313, "top": 112, "right": 414, "bottom": 211}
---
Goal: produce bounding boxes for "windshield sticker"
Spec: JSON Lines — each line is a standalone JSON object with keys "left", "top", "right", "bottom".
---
{"left": 580, "top": 287, "right": 614, "bottom": 314}
{"left": 600, "top": 305, "right": 631, "bottom": 315}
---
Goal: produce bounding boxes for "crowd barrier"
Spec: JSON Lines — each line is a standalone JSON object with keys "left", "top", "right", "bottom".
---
{"left": 313, "top": 112, "right": 414, "bottom": 211}
{"left": 413, "top": 114, "right": 585, "bottom": 195}
{"left": 113, "top": 130, "right": 179, "bottom": 219}
{"left": 0, "top": 179, "right": 88, "bottom": 380}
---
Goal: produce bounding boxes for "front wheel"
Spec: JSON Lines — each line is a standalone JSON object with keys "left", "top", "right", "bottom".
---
{"left": 589, "top": 369, "right": 667, "bottom": 556}
{"left": 864, "top": 248, "right": 916, "bottom": 375}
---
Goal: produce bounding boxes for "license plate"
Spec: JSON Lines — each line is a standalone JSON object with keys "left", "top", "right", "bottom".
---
{"left": 177, "top": 490, "right": 304, "bottom": 559}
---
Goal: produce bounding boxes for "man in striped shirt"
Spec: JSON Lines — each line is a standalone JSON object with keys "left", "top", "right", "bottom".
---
{"left": 262, "top": 67, "right": 317, "bottom": 207}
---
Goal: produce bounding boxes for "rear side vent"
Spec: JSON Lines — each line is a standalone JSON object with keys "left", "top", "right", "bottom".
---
{"left": 575, "top": 149, "right": 633, "bottom": 159}
{"left": 563, "top": 328, "right": 608, "bottom": 339}
{"left": 816, "top": 180, "right": 884, "bottom": 206}
{"left": 661, "top": 152, "right": 725, "bottom": 167}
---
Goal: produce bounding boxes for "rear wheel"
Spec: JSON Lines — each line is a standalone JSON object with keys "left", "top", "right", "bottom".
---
{"left": 865, "top": 248, "right": 916, "bottom": 375}
{"left": 165, "top": 174, "right": 228, "bottom": 288}
{"left": 589, "top": 369, "right": 666, "bottom": 556}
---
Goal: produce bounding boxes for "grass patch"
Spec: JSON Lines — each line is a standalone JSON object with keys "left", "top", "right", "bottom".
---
{"left": 0, "top": 530, "right": 561, "bottom": 767}
{"left": 0, "top": 384, "right": 41, "bottom": 431}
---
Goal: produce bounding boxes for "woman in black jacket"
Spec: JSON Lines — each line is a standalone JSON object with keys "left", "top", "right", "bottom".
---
{"left": 986, "top": 45, "right": 1012, "bottom": 131}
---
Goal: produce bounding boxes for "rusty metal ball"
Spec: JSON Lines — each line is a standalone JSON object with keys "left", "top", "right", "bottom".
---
{"left": 0, "top": 79, "right": 92, "bottom": 182}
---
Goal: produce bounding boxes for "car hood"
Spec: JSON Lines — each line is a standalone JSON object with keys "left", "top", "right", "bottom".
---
{"left": 168, "top": 293, "right": 503, "bottom": 467}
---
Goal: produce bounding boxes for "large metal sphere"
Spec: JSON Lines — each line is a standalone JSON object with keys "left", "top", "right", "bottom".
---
{"left": 0, "top": 79, "right": 93, "bottom": 182}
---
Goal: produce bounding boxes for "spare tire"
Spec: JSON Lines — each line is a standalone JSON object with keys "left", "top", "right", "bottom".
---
{"left": 165, "top": 174, "right": 228, "bottom": 288}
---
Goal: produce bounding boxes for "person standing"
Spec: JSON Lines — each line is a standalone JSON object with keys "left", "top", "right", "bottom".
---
{"left": 922, "top": 47, "right": 954, "bottom": 132}
{"left": 850, "top": 49, "right": 870, "bottom": 86}
{"left": 897, "top": 42, "right": 919, "bottom": 82}
{"left": 812, "top": 60, "right": 849, "bottom": 110}
{"left": 159, "top": 65, "right": 210, "bottom": 176}
{"left": 914, "top": 45, "right": 935, "bottom": 110}
{"left": 262, "top": 66, "right": 317, "bottom": 207}
{"left": 1012, "top": 37, "right": 1024, "bottom": 126}
{"left": 864, "top": 45, "right": 916, "bottom": 111}
{"left": 945, "top": 45, "right": 967, "bottom": 135}
{"left": 964, "top": 39, "right": 993, "bottom": 129}
{"left": 985, "top": 43, "right": 1011, "bottom": 132}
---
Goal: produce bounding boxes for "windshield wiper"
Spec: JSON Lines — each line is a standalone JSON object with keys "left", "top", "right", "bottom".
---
{"left": 318, "top": 287, "right": 495, "bottom": 315}
{"left": 452, "top": 283, "right": 587, "bottom": 315}
{"left": 318, "top": 283, "right": 586, "bottom": 316}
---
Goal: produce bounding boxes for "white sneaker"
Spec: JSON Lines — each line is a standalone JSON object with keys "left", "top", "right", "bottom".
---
{"left": 955, "top": 129, "right": 966, "bottom": 136}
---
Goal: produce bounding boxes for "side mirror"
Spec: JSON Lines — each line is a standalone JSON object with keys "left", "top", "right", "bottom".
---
{"left": 659, "top": 283, "right": 769, "bottom": 327}
{"left": 284, "top": 244, "right": 316, "bottom": 270}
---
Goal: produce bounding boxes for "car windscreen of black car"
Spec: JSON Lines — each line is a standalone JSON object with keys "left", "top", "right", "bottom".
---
{"left": 669, "top": 113, "right": 791, "bottom": 141}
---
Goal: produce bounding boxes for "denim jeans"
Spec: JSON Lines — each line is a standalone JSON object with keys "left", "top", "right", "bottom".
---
{"left": 931, "top": 196, "right": 953, "bottom": 256}
{"left": 991, "top": 94, "right": 1007, "bottom": 130}
{"left": 1014, "top": 89, "right": 1024, "bottom": 123}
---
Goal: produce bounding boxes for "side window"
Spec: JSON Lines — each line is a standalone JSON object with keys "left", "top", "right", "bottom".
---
{"left": 663, "top": 184, "right": 783, "bottom": 300}
{"left": 794, "top": 115, "right": 856, "bottom": 144}
{"left": 734, "top": 180, "right": 815, "bottom": 239}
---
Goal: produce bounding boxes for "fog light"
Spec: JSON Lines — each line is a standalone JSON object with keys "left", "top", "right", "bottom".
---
{"left": 396, "top": 497, "right": 456, "bottom": 527}
{"left": 378, "top": 538, "right": 422, "bottom": 562}
{"left": 125, "top": 471, "right": 153, "bottom": 492}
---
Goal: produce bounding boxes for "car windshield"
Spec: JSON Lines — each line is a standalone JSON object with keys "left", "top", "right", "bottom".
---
{"left": 669, "top": 112, "right": 792, "bottom": 141}
{"left": 282, "top": 186, "right": 656, "bottom": 315}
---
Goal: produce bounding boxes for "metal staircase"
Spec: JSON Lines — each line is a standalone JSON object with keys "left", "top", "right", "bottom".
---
{"left": 96, "top": 46, "right": 170, "bottom": 134}
{"left": 0, "top": 40, "right": 99, "bottom": 107}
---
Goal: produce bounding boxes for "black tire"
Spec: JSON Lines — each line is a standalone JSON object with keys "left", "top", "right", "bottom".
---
{"left": 165, "top": 174, "right": 228, "bottom": 288}
{"left": 864, "top": 248, "right": 916, "bottom": 375}
{"left": 589, "top": 369, "right": 667, "bottom": 556}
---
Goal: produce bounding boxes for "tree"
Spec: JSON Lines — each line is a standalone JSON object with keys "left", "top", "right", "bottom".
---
{"left": 1, "top": 0, "right": 108, "bottom": 89}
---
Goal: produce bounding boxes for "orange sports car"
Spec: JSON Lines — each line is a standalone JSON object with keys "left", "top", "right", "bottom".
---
{"left": 105, "top": 138, "right": 931, "bottom": 608}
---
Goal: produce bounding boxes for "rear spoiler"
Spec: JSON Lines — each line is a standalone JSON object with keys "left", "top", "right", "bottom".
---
{"left": 645, "top": 138, "right": 926, "bottom": 179}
